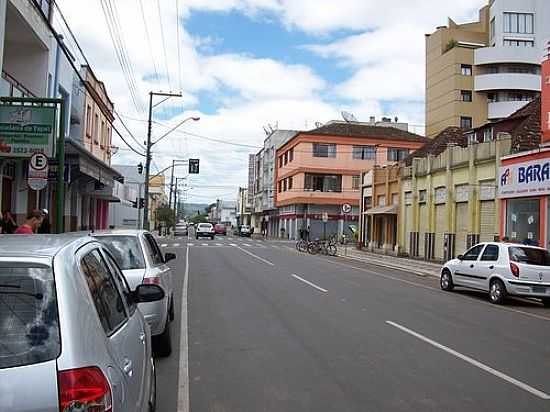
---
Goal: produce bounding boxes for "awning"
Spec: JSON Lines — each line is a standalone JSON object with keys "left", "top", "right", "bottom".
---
{"left": 366, "top": 204, "right": 398, "bottom": 215}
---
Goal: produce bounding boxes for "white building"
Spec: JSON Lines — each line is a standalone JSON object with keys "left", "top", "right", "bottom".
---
{"left": 474, "top": 0, "right": 550, "bottom": 120}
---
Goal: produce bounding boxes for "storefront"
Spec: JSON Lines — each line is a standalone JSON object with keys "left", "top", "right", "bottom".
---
{"left": 499, "top": 149, "right": 550, "bottom": 248}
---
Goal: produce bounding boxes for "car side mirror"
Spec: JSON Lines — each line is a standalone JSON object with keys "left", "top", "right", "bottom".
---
{"left": 457, "top": 254, "right": 464, "bottom": 260}
{"left": 164, "top": 252, "right": 176, "bottom": 262}
{"left": 133, "top": 284, "right": 165, "bottom": 303}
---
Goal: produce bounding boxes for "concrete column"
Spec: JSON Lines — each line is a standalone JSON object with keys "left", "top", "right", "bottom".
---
{"left": 0, "top": 0, "right": 7, "bottom": 73}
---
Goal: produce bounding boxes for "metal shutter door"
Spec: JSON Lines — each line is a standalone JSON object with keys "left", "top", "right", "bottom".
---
{"left": 455, "top": 202, "right": 468, "bottom": 255}
{"left": 434, "top": 204, "right": 446, "bottom": 260}
{"left": 480, "top": 201, "right": 496, "bottom": 242}
{"left": 418, "top": 204, "right": 428, "bottom": 258}
{"left": 405, "top": 205, "right": 413, "bottom": 254}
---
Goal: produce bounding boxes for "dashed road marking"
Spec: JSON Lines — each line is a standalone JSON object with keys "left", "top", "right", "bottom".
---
{"left": 291, "top": 274, "right": 328, "bottom": 293}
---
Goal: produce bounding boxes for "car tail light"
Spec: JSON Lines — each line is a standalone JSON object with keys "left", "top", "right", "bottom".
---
{"left": 143, "top": 276, "right": 161, "bottom": 285}
{"left": 58, "top": 367, "right": 112, "bottom": 412}
{"left": 510, "top": 262, "right": 520, "bottom": 278}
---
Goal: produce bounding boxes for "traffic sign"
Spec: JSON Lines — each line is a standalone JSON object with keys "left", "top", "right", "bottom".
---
{"left": 342, "top": 203, "right": 352, "bottom": 214}
{"left": 30, "top": 153, "right": 48, "bottom": 171}
{"left": 28, "top": 177, "right": 47, "bottom": 191}
{"left": 28, "top": 153, "right": 49, "bottom": 191}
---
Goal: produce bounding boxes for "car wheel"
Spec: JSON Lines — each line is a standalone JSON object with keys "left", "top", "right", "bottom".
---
{"left": 541, "top": 298, "right": 550, "bottom": 307}
{"left": 153, "top": 319, "right": 172, "bottom": 357}
{"left": 148, "top": 358, "right": 157, "bottom": 412}
{"left": 440, "top": 269, "right": 454, "bottom": 291}
{"left": 489, "top": 279, "right": 507, "bottom": 305}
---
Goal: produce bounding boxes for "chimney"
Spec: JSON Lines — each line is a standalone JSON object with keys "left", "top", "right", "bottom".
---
{"left": 543, "top": 40, "right": 550, "bottom": 143}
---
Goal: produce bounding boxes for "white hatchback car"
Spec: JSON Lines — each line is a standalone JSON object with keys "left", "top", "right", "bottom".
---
{"left": 441, "top": 242, "right": 550, "bottom": 305}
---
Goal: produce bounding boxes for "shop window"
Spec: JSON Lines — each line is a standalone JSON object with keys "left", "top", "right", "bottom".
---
{"left": 506, "top": 198, "right": 540, "bottom": 244}
{"left": 352, "top": 175, "right": 360, "bottom": 190}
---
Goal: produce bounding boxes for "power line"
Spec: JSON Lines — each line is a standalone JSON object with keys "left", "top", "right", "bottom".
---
{"left": 139, "top": 0, "right": 160, "bottom": 83}
{"left": 114, "top": 110, "right": 146, "bottom": 150}
{"left": 175, "top": 0, "right": 183, "bottom": 92}
{"left": 157, "top": 0, "right": 172, "bottom": 89}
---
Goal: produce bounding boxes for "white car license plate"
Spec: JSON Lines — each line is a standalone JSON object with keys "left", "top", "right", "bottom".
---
{"left": 531, "top": 286, "right": 546, "bottom": 294}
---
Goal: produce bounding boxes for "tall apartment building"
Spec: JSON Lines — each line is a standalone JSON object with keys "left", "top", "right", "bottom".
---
{"left": 426, "top": 0, "right": 550, "bottom": 137}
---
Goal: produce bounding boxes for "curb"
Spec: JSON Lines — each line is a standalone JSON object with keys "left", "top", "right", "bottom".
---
{"left": 337, "top": 253, "right": 440, "bottom": 279}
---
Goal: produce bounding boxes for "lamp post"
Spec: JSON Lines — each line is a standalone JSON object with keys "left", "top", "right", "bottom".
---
{"left": 143, "top": 90, "right": 199, "bottom": 229}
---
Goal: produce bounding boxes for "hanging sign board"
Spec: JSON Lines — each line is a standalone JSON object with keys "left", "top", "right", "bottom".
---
{"left": 28, "top": 152, "right": 49, "bottom": 191}
{"left": 342, "top": 203, "right": 352, "bottom": 214}
{"left": 0, "top": 105, "right": 56, "bottom": 157}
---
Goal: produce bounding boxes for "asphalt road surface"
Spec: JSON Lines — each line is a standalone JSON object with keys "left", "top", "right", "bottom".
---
{"left": 156, "top": 233, "right": 550, "bottom": 412}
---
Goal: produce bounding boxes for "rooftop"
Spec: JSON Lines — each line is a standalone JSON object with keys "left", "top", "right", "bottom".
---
{"left": 0, "top": 234, "right": 94, "bottom": 258}
{"left": 403, "top": 127, "right": 467, "bottom": 166}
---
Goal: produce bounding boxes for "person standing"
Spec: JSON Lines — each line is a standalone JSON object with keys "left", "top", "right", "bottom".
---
{"left": 37, "top": 208, "right": 51, "bottom": 234}
{"left": 1, "top": 211, "right": 17, "bottom": 234}
{"left": 14, "top": 210, "right": 44, "bottom": 234}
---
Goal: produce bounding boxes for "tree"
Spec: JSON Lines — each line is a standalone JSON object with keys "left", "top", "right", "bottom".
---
{"left": 155, "top": 207, "right": 175, "bottom": 228}
{"left": 189, "top": 214, "right": 208, "bottom": 224}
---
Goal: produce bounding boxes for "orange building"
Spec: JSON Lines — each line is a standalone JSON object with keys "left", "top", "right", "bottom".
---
{"left": 275, "top": 122, "right": 428, "bottom": 240}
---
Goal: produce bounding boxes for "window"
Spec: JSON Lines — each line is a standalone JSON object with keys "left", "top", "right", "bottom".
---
{"left": 81, "top": 250, "right": 127, "bottom": 334}
{"left": 392, "top": 193, "right": 399, "bottom": 205}
{"left": 352, "top": 175, "right": 360, "bottom": 190}
{"left": 378, "top": 195, "right": 386, "bottom": 207}
{"left": 480, "top": 244, "right": 499, "bottom": 261}
{"left": 289, "top": 148, "right": 294, "bottom": 162}
{"left": 288, "top": 176, "right": 293, "bottom": 190}
{"left": 0, "top": 265, "right": 60, "bottom": 369}
{"left": 101, "top": 121, "right": 105, "bottom": 147}
{"left": 352, "top": 145, "right": 376, "bottom": 160}
{"left": 144, "top": 233, "right": 164, "bottom": 265}
{"left": 490, "top": 17, "right": 495, "bottom": 39}
{"left": 504, "top": 39, "right": 534, "bottom": 47}
{"left": 363, "top": 196, "right": 372, "bottom": 210}
{"left": 462, "top": 244, "right": 484, "bottom": 261}
{"left": 419, "top": 190, "right": 427, "bottom": 203}
{"left": 283, "top": 179, "right": 287, "bottom": 191}
{"left": 509, "top": 247, "right": 550, "bottom": 266}
{"left": 284, "top": 152, "right": 288, "bottom": 165}
{"left": 94, "top": 113, "right": 99, "bottom": 143}
{"left": 95, "top": 235, "right": 146, "bottom": 270}
{"left": 101, "top": 250, "right": 137, "bottom": 315}
{"left": 506, "top": 198, "right": 540, "bottom": 243}
{"left": 503, "top": 12, "right": 534, "bottom": 34}
{"left": 461, "top": 90, "right": 472, "bottom": 102}
{"left": 461, "top": 64, "right": 472, "bottom": 76}
{"left": 483, "top": 127, "right": 493, "bottom": 142}
{"left": 387, "top": 148, "right": 409, "bottom": 161}
{"left": 278, "top": 181, "right": 282, "bottom": 193}
{"left": 86, "top": 105, "right": 92, "bottom": 137}
{"left": 279, "top": 156, "right": 283, "bottom": 168}
{"left": 304, "top": 173, "right": 342, "bottom": 192}
{"left": 313, "top": 143, "right": 336, "bottom": 158}
{"left": 460, "top": 116, "right": 472, "bottom": 129}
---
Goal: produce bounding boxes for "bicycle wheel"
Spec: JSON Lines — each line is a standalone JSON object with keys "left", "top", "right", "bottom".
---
{"left": 307, "top": 243, "right": 319, "bottom": 255}
{"left": 328, "top": 245, "right": 337, "bottom": 256}
{"left": 297, "top": 240, "right": 307, "bottom": 253}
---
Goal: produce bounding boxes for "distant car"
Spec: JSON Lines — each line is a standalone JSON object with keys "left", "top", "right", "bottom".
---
{"left": 441, "top": 242, "right": 550, "bottom": 305}
{"left": 0, "top": 234, "right": 163, "bottom": 412}
{"left": 95, "top": 230, "right": 176, "bottom": 356}
{"left": 196, "top": 223, "right": 215, "bottom": 240}
{"left": 239, "top": 224, "right": 251, "bottom": 237}
{"left": 174, "top": 223, "right": 188, "bottom": 236}
{"left": 214, "top": 224, "right": 227, "bottom": 235}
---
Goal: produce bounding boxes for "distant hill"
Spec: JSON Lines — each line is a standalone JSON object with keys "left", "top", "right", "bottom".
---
{"left": 181, "top": 203, "right": 209, "bottom": 216}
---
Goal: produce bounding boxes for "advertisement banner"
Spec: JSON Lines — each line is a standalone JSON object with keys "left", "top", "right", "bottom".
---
{"left": 0, "top": 105, "right": 56, "bottom": 157}
{"left": 498, "top": 157, "right": 550, "bottom": 198}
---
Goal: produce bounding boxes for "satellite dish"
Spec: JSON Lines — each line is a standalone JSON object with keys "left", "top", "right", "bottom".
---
{"left": 341, "top": 111, "right": 357, "bottom": 123}
{"left": 314, "top": 122, "right": 323, "bottom": 128}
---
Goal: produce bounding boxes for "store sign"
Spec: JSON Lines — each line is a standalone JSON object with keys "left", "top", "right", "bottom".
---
{"left": 0, "top": 106, "right": 56, "bottom": 157}
{"left": 498, "top": 158, "right": 550, "bottom": 198}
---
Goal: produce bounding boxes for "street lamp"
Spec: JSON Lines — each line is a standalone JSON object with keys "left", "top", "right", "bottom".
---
{"left": 143, "top": 90, "right": 200, "bottom": 230}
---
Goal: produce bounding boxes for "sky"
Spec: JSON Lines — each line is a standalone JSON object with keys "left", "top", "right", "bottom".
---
{"left": 55, "top": 0, "right": 482, "bottom": 203}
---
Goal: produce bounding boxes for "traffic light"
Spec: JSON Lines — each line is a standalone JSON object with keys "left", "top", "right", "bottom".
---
{"left": 137, "top": 162, "right": 143, "bottom": 174}
{"left": 139, "top": 197, "right": 145, "bottom": 209}
{"left": 189, "top": 158, "right": 200, "bottom": 174}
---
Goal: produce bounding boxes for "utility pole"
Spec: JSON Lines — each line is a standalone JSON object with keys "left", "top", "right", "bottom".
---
{"left": 169, "top": 159, "right": 175, "bottom": 209}
{"left": 143, "top": 90, "right": 187, "bottom": 230}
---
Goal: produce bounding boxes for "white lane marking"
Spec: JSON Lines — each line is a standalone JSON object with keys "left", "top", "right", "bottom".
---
{"left": 215, "top": 243, "right": 222, "bottom": 246}
{"left": 386, "top": 321, "right": 550, "bottom": 400}
{"left": 201, "top": 243, "right": 209, "bottom": 247}
{"left": 177, "top": 245, "right": 190, "bottom": 412}
{"left": 291, "top": 274, "right": 328, "bottom": 293}
{"left": 229, "top": 243, "right": 237, "bottom": 247}
{"left": 161, "top": 244, "right": 168, "bottom": 248}
{"left": 324, "top": 260, "right": 550, "bottom": 322}
{"left": 243, "top": 243, "right": 252, "bottom": 247}
{"left": 174, "top": 243, "right": 180, "bottom": 247}
{"left": 233, "top": 245, "right": 274, "bottom": 266}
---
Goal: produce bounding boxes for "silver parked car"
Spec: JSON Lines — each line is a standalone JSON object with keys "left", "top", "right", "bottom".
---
{"left": 94, "top": 230, "right": 175, "bottom": 356}
{"left": 0, "top": 234, "right": 164, "bottom": 412}
{"left": 174, "top": 223, "right": 188, "bottom": 237}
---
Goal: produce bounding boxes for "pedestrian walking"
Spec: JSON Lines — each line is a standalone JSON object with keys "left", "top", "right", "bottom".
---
{"left": 14, "top": 210, "right": 44, "bottom": 234}
{"left": 37, "top": 208, "right": 51, "bottom": 234}
{"left": 1, "top": 211, "right": 17, "bottom": 234}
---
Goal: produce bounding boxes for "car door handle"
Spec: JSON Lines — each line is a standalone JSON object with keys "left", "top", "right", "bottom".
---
{"left": 123, "top": 359, "right": 133, "bottom": 377}
{"left": 470, "top": 264, "right": 474, "bottom": 268}
{"left": 489, "top": 265, "right": 494, "bottom": 270}
{"left": 139, "top": 332, "right": 146, "bottom": 343}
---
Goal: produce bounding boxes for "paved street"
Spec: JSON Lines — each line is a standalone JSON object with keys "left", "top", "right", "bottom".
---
{"left": 157, "top": 234, "right": 550, "bottom": 412}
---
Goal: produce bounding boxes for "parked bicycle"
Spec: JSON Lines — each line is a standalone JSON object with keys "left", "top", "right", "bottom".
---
{"left": 306, "top": 237, "right": 337, "bottom": 256}
{"left": 296, "top": 238, "right": 308, "bottom": 253}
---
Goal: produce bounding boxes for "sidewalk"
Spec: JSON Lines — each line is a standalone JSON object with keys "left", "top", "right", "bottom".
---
{"left": 337, "top": 247, "right": 441, "bottom": 278}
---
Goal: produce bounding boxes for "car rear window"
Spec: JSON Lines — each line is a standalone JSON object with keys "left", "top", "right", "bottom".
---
{"left": 0, "top": 264, "right": 60, "bottom": 369}
{"left": 508, "top": 246, "right": 550, "bottom": 266}
{"left": 198, "top": 224, "right": 212, "bottom": 228}
{"left": 95, "top": 236, "right": 146, "bottom": 270}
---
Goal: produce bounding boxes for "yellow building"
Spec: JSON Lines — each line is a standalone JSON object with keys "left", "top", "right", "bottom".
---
{"left": 399, "top": 132, "right": 512, "bottom": 261}
{"left": 149, "top": 174, "right": 167, "bottom": 229}
{"left": 426, "top": 7, "right": 489, "bottom": 137}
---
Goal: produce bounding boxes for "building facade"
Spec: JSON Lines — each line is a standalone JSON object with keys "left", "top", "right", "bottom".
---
{"left": 426, "top": 0, "right": 549, "bottom": 137}
{"left": 275, "top": 122, "right": 428, "bottom": 240}
{"left": 236, "top": 187, "right": 251, "bottom": 226}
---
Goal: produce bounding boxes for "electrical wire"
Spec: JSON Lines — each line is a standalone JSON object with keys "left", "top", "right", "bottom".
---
{"left": 139, "top": 0, "right": 160, "bottom": 83}
{"left": 175, "top": 0, "right": 183, "bottom": 92}
{"left": 157, "top": 0, "right": 172, "bottom": 89}
{"left": 114, "top": 110, "right": 146, "bottom": 150}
